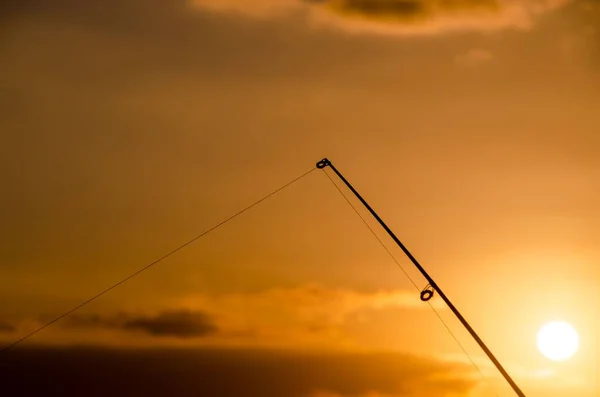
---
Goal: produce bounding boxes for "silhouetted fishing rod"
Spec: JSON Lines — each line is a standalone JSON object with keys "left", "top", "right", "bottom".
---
{"left": 317, "top": 158, "right": 526, "bottom": 397}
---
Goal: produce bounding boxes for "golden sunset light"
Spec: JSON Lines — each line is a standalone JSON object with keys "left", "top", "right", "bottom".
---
{"left": 1, "top": 1, "right": 599, "bottom": 397}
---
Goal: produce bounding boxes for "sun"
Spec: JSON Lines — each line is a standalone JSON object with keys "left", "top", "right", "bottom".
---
{"left": 536, "top": 321, "right": 579, "bottom": 361}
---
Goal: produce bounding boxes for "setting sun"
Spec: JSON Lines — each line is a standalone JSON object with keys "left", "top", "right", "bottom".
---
{"left": 537, "top": 321, "right": 579, "bottom": 361}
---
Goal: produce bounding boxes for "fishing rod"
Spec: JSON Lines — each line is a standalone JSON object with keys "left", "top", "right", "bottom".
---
{"left": 317, "top": 158, "right": 526, "bottom": 397}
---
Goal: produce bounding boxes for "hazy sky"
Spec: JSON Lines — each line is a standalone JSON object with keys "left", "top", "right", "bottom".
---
{"left": 1, "top": 1, "right": 599, "bottom": 396}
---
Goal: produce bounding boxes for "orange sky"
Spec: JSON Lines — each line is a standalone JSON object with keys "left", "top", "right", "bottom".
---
{"left": 1, "top": 1, "right": 599, "bottom": 396}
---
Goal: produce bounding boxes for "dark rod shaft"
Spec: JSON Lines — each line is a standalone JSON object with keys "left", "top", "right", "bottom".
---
{"left": 317, "top": 158, "right": 526, "bottom": 397}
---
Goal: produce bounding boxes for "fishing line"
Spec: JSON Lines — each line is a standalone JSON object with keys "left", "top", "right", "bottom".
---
{"left": 322, "top": 168, "right": 500, "bottom": 397}
{"left": 0, "top": 167, "right": 317, "bottom": 355}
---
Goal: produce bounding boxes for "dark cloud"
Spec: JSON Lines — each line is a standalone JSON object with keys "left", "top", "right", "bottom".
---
{"left": 0, "top": 347, "right": 476, "bottom": 397}
{"left": 122, "top": 310, "right": 218, "bottom": 338}
{"left": 327, "top": 0, "right": 499, "bottom": 21}
{"left": 66, "top": 311, "right": 218, "bottom": 338}
{"left": 0, "top": 321, "right": 15, "bottom": 333}
{"left": 314, "top": 0, "right": 575, "bottom": 36}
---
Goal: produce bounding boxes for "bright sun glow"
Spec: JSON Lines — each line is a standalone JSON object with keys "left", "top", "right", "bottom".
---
{"left": 537, "top": 321, "right": 579, "bottom": 361}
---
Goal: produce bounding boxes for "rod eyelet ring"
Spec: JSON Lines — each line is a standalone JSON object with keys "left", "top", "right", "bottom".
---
{"left": 420, "top": 285, "right": 434, "bottom": 302}
{"left": 316, "top": 159, "right": 330, "bottom": 169}
{"left": 420, "top": 290, "right": 433, "bottom": 301}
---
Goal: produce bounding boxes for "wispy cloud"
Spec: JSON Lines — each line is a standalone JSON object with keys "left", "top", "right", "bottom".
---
{"left": 188, "top": 0, "right": 301, "bottom": 16}
{"left": 189, "top": 0, "right": 574, "bottom": 36}
{"left": 176, "top": 283, "right": 446, "bottom": 321}
{"left": 171, "top": 284, "right": 446, "bottom": 344}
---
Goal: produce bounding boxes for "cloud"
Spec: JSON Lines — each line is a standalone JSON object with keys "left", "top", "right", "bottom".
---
{"left": 0, "top": 321, "right": 15, "bottom": 333}
{"left": 122, "top": 310, "right": 218, "bottom": 337}
{"left": 176, "top": 283, "right": 445, "bottom": 318}
{"left": 67, "top": 310, "right": 218, "bottom": 339}
{"left": 189, "top": 0, "right": 574, "bottom": 36}
{"left": 4, "top": 0, "right": 576, "bottom": 37}
{"left": 2, "top": 347, "right": 477, "bottom": 397}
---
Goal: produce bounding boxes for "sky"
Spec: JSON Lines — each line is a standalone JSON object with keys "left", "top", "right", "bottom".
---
{"left": 1, "top": 0, "right": 599, "bottom": 396}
